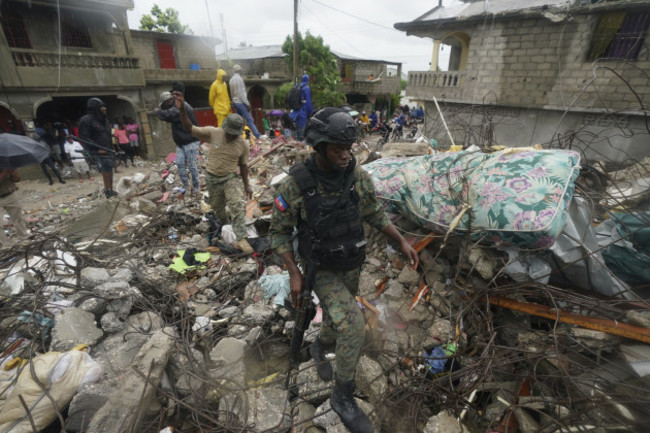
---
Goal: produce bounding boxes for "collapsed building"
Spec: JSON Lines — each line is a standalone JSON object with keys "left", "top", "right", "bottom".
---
{"left": 1, "top": 0, "right": 650, "bottom": 432}
{"left": 0, "top": 132, "right": 648, "bottom": 432}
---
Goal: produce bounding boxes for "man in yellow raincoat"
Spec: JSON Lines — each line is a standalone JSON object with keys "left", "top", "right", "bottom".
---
{"left": 209, "top": 69, "right": 231, "bottom": 127}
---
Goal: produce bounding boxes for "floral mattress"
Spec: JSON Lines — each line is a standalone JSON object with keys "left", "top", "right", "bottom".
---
{"left": 364, "top": 149, "right": 581, "bottom": 249}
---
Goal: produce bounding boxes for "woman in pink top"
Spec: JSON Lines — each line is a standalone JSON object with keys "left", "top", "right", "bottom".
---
{"left": 125, "top": 118, "right": 139, "bottom": 156}
{"left": 114, "top": 123, "right": 133, "bottom": 167}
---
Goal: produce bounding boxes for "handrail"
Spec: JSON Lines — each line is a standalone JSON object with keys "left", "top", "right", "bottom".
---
{"left": 10, "top": 49, "right": 139, "bottom": 69}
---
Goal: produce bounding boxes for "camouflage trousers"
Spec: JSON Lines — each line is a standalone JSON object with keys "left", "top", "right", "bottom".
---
{"left": 206, "top": 173, "right": 247, "bottom": 240}
{"left": 313, "top": 268, "right": 364, "bottom": 382}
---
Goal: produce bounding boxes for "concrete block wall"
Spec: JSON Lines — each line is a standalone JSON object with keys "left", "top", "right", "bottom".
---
{"left": 459, "top": 14, "right": 650, "bottom": 112}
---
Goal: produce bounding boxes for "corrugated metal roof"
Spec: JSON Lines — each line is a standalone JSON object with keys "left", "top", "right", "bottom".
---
{"left": 215, "top": 45, "right": 399, "bottom": 65}
{"left": 416, "top": 0, "right": 574, "bottom": 21}
{"left": 216, "top": 45, "right": 286, "bottom": 60}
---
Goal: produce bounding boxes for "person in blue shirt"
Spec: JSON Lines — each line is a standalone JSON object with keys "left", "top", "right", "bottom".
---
{"left": 369, "top": 111, "right": 378, "bottom": 129}
{"left": 289, "top": 74, "right": 313, "bottom": 141}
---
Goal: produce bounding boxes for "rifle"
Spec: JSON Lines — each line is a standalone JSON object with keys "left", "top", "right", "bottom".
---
{"left": 284, "top": 266, "right": 317, "bottom": 400}
{"left": 72, "top": 136, "right": 116, "bottom": 154}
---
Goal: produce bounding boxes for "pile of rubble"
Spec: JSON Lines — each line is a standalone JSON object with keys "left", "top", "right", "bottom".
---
{"left": 0, "top": 137, "right": 649, "bottom": 433}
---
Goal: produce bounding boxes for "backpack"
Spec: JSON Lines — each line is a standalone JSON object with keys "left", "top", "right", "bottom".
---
{"left": 286, "top": 85, "right": 303, "bottom": 110}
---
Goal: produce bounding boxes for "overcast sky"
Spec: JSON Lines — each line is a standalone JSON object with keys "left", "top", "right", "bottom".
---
{"left": 126, "top": 0, "right": 461, "bottom": 74}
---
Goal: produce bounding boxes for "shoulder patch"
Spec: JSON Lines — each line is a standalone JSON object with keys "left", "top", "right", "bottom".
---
{"left": 275, "top": 195, "right": 289, "bottom": 212}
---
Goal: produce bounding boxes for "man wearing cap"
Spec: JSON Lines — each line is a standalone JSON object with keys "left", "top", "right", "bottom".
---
{"left": 79, "top": 98, "right": 116, "bottom": 198}
{"left": 228, "top": 65, "right": 262, "bottom": 141}
{"left": 173, "top": 91, "right": 254, "bottom": 255}
{"left": 269, "top": 108, "right": 419, "bottom": 433}
{"left": 156, "top": 91, "right": 200, "bottom": 195}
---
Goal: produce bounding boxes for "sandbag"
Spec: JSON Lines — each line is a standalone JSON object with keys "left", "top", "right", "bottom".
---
{"left": 0, "top": 350, "right": 102, "bottom": 433}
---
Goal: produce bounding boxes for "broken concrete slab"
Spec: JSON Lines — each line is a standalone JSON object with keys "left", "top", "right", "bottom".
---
{"left": 66, "top": 382, "right": 113, "bottom": 432}
{"left": 50, "top": 307, "right": 103, "bottom": 351}
{"left": 80, "top": 267, "right": 111, "bottom": 289}
{"left": 100, "top": 312, "right": 124, "bottom": 333}
{"left": 424, "top": 410, "right": 465, "bottom": 433}
{"left": 86, "top": 327, "right": 177, "bottom": 433}
{"left": 355, "top": 355, "right": 387, "bottom": 405}
{"left": 237, "top": 387, "right": 292, "bottom": 432}
{"left": 398, "top": 267, "right": 420, "bottom": 287}
{"left": 242, "top": 303, "right": 276, "bottom": 325}
{"left": 297, "top": 359, "right": 335, "bottom": 406}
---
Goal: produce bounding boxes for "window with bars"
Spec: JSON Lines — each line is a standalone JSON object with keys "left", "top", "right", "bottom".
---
{"left": 588, "top": 11, "right": 649, "bottom": 60}
{"left": 61, "top": 12, "right": 92, "bottom": 48}
{"left": 1, "top": 9, "right": 31, "bottom": 48}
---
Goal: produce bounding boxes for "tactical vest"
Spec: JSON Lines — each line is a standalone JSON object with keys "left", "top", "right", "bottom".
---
{"left": 290, "top": 162, "right": 367, "bottom": 271}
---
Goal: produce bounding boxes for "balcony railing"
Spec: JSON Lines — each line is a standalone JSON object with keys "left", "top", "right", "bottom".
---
{"left": 10, "top": 50, "right": 139, "bottom": 69}
{"left": 408, "top": 70, "right": 464, "bottom": 88}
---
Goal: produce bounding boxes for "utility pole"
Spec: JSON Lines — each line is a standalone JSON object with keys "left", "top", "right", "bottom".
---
{"left": 204, "top": 0, "right": 214, "bottom": 38}
{"left": 220, "top": 13, "right": 227, "bottom": 54}
{"left": 293, "top": 0, "right": 299, "bottom": 84}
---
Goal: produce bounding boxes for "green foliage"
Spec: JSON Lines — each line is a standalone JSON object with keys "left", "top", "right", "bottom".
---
{"left": 275, "top": 82, "right": 293, "bottom": 109}
{"left": 139, "top": 5, "right": 191, "bottom": 34}
{"left": 374, "top": 94, "right": 401, "bottom": 113}
{"left": 400, "top": 79, "right": 408, "bottom": 91}
{"left": 281, "top": 31, "right": 346, "bottom": 109}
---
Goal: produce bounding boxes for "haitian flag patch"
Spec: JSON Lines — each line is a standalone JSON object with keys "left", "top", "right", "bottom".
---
{"left": 275, "top": 195, "right": 288, "bottom": 212}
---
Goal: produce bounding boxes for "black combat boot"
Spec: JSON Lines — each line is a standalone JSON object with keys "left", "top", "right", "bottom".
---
{"left": 330, "top": 379, "right": 374, "bottom": 433}
{"left": 309, "top": 338, "right": 333, "bottom": 381}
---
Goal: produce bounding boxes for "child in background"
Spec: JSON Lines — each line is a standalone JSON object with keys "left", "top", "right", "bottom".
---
{"left": 64, "top": 135, "right": 94, "bottom": 182}
{"left": 262, "top": 114, "right": 270, "bottom": 138}
{"left": 125, "top": 117, "right": 139, "bottom": 157}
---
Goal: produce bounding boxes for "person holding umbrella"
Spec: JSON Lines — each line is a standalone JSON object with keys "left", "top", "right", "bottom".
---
{"left": 0, "top": 133, "right": 43, "bottom": 247}
{"left": 78, "top": 98, "right": 117, "bottom": 198}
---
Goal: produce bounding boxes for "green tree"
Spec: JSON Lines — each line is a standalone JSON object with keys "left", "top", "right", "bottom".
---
{"left": 281, "top": 32, "right": 345, "bottom": 108}
{"left": 139, "top": 5, "right": 191, "bottom": 34}
{"left": 400, "top": 79, "right": 408, "bottom": 91}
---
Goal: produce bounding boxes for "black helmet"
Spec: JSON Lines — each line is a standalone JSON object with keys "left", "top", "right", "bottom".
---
{"left": 305, "top": 108, "right": 357, "bottom": 148}
{"left": 87, "top": 97, "right": 106, "bottom": 113}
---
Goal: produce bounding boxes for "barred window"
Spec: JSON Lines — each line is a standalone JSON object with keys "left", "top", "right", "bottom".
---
{"left": 61, "top": 12, "right": 92, "bottom": 48}
{"left": 1, "top": 9, "right": 31, "bottom": 48}
{"left": 588, "top": 11, "right": 649, "bottom": 60}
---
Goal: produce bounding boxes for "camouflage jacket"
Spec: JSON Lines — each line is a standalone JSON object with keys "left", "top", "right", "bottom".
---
{"left": 270, "top": 164, "right": 390, "bottom": 257}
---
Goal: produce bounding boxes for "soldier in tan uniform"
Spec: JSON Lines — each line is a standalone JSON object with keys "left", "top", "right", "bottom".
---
{"left": 173, "top": 91, "right": 254, "bottom": 254}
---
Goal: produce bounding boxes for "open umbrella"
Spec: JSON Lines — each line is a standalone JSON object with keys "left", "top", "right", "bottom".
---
{"left": 269, "top": 109, "right": 283, "bottom": 116}
{"left": 0, "top": 133, "right": 50, "bottom": 169}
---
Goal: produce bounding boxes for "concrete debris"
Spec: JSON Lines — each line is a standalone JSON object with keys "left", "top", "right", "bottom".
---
{"left": 423, "top": 410, "right": 465, "bottom": 433}
{"left": 50, "top": 307, "right": 103, "bottom": 351}
{"left": 0, "top": 138, "right": 648, "bottom": 433}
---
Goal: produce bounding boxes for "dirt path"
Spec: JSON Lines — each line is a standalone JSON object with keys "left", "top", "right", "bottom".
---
{"left": 16, "top": 162, "right": 152, "bottom": 213}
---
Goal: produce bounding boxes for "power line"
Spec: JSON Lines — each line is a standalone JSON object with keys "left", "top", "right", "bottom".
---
{"left": 309, "top": 0, "right": 400, "bottom": 33}
{"left": 300, "top": 2, "right": 369, "bottom": 58}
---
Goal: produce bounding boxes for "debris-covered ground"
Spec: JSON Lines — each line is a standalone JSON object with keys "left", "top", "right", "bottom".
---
{"left": 1, "top": 135, "right": 649, "bottom": 433}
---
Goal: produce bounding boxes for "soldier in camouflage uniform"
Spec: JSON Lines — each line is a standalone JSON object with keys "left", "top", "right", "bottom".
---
{"left": 270, "top": 107, "right": 418, "bottom": 433}
{"left": 174, "top": 92, "right": 254, "bottom": 254}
